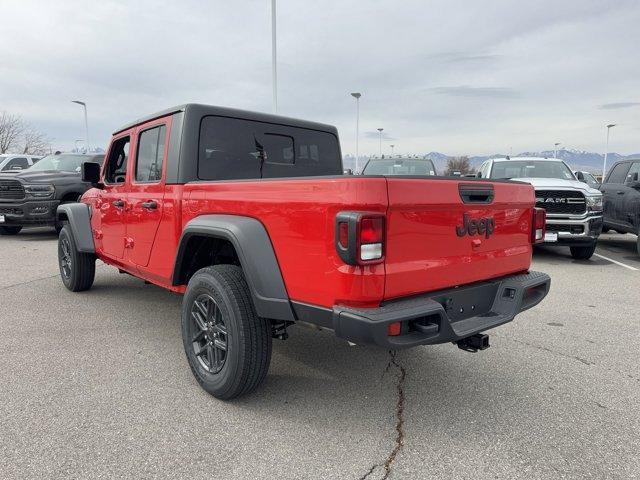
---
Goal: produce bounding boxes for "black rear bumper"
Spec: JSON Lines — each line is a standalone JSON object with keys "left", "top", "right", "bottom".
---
{"left": 332, "top": 271, "right": 550, "bottom": 349}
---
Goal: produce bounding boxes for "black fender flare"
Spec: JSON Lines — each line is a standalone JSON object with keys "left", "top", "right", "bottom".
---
{"left": 172, "top": 215, "right": 295, "bottom": 322}
{"left": 56, "top": 203, "right": 95, "bottom": 253}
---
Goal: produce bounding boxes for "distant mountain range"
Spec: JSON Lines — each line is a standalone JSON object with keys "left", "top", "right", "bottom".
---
{"left": 344, "top": 149, "right": 640, "bottom": 174}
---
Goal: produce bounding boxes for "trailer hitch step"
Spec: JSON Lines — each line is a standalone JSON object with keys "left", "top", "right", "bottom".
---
{"left": 456, "top": 334, "right": 490, "bottom": 353}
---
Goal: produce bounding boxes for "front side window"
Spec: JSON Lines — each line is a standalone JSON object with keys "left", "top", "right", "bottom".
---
{"left": 582, "top": 172, "right": 600, "bottom": 188}
{"left": 198, "top": 116, "right": 341, "bottom": 180}
{"left": 104, "top": 136, "right": 131, "bottom": 184}
{"left": 606, "top": 162, "right": 630, "bottom": 184}
{"left": 625, "top": 162, "right": 640, "bottom": 183}
{"left": 135, "top": 125, "right": 166, "bottom": 182}
{"left": 489, "top": 160, "right": 575, "bottom": 180}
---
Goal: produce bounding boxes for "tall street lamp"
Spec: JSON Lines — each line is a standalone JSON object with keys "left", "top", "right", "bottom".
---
{"left": 271, "top": 0, "right": 277, "bottom": 113}
{"left": 71, "top": 100, "right": 89, "bottom": 153}
{"left": 351, "top": 93, "right": 361, "bottom": 172}
{"left": 602, "top": 124, "right": 617, "bottom": 179}
{"left": 554, "top": 142, "right": 561, "bottom": 158}
{"left": 390, "top": 144, "right": 395, "bottom": 156}
{"left": 377, "top": 128, "right": 384, "bottom": 157}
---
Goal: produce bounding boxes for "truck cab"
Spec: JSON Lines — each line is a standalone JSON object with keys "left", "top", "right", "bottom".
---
{"left": 478, "top": 157, "right": 603, "bottom": 259}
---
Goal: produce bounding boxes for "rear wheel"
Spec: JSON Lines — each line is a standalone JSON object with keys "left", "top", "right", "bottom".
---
{"left": 0, "top": 226, "right": 22, "bottom": 235}
{"left": 58, "top": 225, "right": 95, "bottom": 291}
{"left": 182, "top": 265, "right": 272, "bottom": 400}
{"left": 570, "top": 243, "right": 597, "bottom": 260}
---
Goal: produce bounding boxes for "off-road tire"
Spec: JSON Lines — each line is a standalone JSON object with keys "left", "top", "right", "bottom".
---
{"left": 182, "top": 265, "right": 272, "bottom": 400}
{"left": 570, "top": 243, "right": 597, "bottom": 260}
{"left": 58, "top": 225, "right": 95, "bottom": 291}
{"left": 0, "top": 226, "right": 22, "bottom": 235}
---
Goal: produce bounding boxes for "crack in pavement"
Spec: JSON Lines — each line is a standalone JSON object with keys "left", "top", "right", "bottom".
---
{"left": 360, "top": 350, "right": 407, "bottom": 480}
{"left": 497, "top": 335, "right": 594, "bottom": 366}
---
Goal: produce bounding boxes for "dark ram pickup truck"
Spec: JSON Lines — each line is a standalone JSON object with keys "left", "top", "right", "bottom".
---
{"left": 56, "top": 104, "right": 550, "bottom": 399}
{"left": 0, "top": 153, "right": 103, "bottom": 235}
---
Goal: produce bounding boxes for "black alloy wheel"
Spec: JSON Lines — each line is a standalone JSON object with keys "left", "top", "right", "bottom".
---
{"left": 189, "top": 294, "right": 228, "bottom": 374}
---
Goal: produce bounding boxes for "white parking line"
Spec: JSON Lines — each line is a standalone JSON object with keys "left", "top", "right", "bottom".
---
{"left": 594, "top": 253, "right": 639, "bottom": 271}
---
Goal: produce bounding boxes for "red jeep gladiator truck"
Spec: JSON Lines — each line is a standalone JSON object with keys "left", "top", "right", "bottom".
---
{"left": 56, "top": 104, "right": 550, "bottom": 399}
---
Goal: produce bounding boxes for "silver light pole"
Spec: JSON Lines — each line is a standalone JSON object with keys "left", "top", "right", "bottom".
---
{"left": 554, "top": 142, "right": 561, "bottom": 158}
{"left": 271, "top": 0, "right": 277, "bottom": 113}
{"left": 377, "top": 128, "right": 383, "bottom": 157}
{"left": 390, "top": 144, "right": 395, "bottom": 156}
{"left": 602, "top": 124, "right": 617, "bottom": 179}
{"left": 71, "top": 101, "right": 89, "bottom": 152}
{"left": 351, "top": 93, "right": 361, "bottom": 172}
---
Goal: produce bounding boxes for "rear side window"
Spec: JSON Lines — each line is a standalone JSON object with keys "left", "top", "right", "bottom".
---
{"left": 606, "top": 162, "right": 630, "bottom": 184}
{"left": 198, "top": 116, "right": 341, "bottom": 180}
{"left": 135, "top": 125, "right": 166, "bottom": 182}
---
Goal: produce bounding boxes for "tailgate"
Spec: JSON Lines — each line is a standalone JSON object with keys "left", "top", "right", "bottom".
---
{"left": 384, "top": 178, "right": 535, "bottom": 301}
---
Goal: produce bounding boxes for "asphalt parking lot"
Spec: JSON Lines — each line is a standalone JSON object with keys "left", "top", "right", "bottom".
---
{"left": 1, "top": 229, "right": 639, "bottom": 480}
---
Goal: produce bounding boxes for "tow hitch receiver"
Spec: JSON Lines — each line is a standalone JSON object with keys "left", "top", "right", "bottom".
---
{"left": 456, "top": 334, "right": 490, "bottom": 353}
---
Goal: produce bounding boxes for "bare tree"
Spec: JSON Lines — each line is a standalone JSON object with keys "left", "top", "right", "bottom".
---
{"left": 0, "top": 112, "right": 50, "bottom": 154}
{"left": 22, "top": 127, "right": 50, "bottom": 155}
{"left": 0, "top": 112, "right": 24, "bottom": 154}
{"left": 445, "top": 156, "right": 473, "bottom": 175}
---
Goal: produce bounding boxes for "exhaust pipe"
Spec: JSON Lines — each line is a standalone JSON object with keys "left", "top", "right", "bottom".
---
{"left": 456, "top": 333, "right": 490, "bottom": 353}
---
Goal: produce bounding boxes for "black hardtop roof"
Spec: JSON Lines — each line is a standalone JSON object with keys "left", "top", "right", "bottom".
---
{"left": 113, "top": 103, "right": 337, "bottom": 135}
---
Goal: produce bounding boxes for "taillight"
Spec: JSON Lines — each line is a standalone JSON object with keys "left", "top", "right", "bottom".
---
{"left": 336, "top": 212, "right": 385, "bottom": 265}
{"left": 532, "top": 207, "right": 546, "bottom": 244}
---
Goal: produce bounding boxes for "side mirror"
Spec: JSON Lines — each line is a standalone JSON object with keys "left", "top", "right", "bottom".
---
{"left": 476, "top": 171, "right": 482, "bottom": 178}
{"left": 82, "top": 161, "right": 103, "bottom": 188}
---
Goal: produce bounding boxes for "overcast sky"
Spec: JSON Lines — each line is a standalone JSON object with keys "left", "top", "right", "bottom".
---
{"left": 1, "top": 0, "right": 639, "bottom": 156}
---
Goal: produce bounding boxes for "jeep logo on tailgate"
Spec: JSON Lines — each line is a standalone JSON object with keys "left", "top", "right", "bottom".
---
{"left": 456, "top": 213, "right": 495, "bottom": 239}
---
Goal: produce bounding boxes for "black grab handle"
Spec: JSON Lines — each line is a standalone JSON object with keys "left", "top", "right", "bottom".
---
{"left": 458, "top": 183, "right": 495, "bottom": 204}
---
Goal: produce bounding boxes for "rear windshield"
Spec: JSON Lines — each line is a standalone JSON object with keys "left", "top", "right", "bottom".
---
{"left": 489, "top": 160, "right": 575, "bottom": 180}
{"left": 198, "top": 116, "right": 342, "bottom": 180}
{"left": 362, "top": 159, "right": 436, "bottom": 176}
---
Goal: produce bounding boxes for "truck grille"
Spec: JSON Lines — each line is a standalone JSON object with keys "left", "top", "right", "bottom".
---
{"left": 535, "top": 190, "right": 586, "bottom": 215}
{"left": 0, "top": 179, "right": 25, "bottom": 200}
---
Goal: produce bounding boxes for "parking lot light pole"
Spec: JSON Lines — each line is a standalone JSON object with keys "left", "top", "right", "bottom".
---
{"left": 602, "top": 124, "right": 617, "bottom": 179}
{"left": 351, "top": 93, "right": 361, "bottom": 172}
{"left": 390, "top": 144, "right": 395, "bottom": 156}
{"left": 554, "top": 142, "right": 561, "bottom": 158}
{"left": 271, "top": 0, "right": 277, "bottom": 113}
{"left": 71, "top": 101, "right": 89, "bottom": 153}
{"left": 377, "top": 128, "right": 383, "bottom": 157}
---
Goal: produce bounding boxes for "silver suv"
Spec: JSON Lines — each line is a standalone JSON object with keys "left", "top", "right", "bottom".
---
{"left": 477, "top": 157, "right": 603, "bottom": 259}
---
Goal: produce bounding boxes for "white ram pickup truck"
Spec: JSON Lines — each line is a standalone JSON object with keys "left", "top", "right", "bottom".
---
{"left": 476, "top": 157, "right": 603, "bottom": 259}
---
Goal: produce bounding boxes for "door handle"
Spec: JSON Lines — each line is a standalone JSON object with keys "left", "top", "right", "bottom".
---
{"left": 616, "top": 191, "right": 625, "bottom": 195}
{"left": 141, "top": 200, "right": 158, "bottom": 210}
{"left": 112, "top": 199, "right": 125, "bottom": 208}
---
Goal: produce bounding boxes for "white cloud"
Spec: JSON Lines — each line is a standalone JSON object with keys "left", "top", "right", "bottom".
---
{"left": 0, "top": 0, "right": 639, "bottom": 156}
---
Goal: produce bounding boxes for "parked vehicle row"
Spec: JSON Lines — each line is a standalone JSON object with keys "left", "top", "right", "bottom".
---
{"left": 2, "top": 104, "right": 636, "bottom": 400}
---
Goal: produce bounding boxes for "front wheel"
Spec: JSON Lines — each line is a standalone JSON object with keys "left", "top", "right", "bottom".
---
{"left": 570, "top": 243, "right": 597, "bottom": 260}
{"left": 58, "top": 225, "right": 95, "bottom": 291}
{"left": 0, "top": 226, "right": 22, "bottom": 235}
{"left": 182, "top": 265, "right": 272, "bottom": 400}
